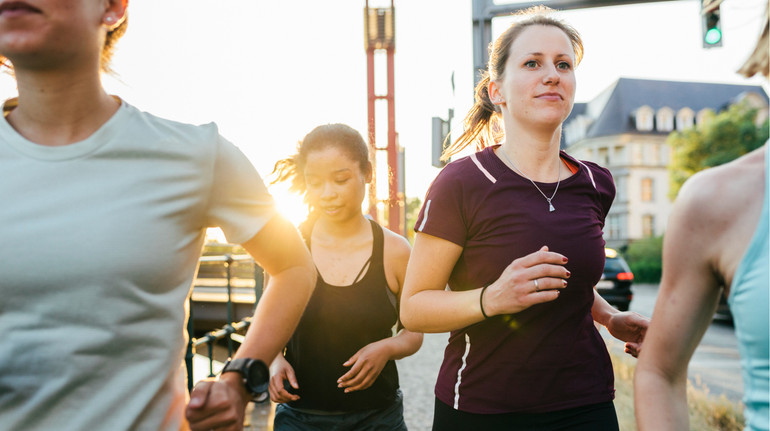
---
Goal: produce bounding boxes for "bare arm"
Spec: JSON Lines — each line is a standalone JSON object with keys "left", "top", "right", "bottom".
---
{"left": 384, "top": 229, "right": 424, "bottom": 359}
{"left": 229, "top": 214, "right": 316, "bottom": 362}
{"left": 187, "top": 214, "right": 315, "bottom": 429}
{"left": 591, "top": 289, "right": 648, "bottom": 358}
{"left": 400, "top": 232, "right": 569, "bottom": 333}
{"left": 336, "top": 329, "right": 423, "bottom": 393}
{"left": 634, "top": 177, "right": 724, "bottom": 431}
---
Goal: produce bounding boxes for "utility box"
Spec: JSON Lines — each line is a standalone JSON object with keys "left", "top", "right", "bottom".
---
{"left": 432, "top": 116, "right": 449, "bottom": 168}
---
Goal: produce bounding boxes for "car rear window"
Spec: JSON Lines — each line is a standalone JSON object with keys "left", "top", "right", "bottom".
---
{"left": 605, "top": 258, "right": 628, "bottom": 272}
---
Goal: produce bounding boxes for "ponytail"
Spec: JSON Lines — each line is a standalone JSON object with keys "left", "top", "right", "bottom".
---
{"left": 441, "top": 73, "right": 502, "bottom": 161}
{"left": 270, "top": 152, "right": 306, "bottom": 195}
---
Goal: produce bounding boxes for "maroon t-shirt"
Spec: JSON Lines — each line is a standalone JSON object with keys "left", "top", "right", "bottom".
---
{"left": 415, "top": 146, "right": 615, "bottom": 414}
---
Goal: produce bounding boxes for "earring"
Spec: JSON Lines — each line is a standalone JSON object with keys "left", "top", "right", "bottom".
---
{"left": 104, "top": 15, "right": 115, "bottom": 25}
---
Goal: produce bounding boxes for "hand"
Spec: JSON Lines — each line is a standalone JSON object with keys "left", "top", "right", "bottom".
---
{"left": 337, "top": 340, "right": 392, "bottom": 393}
{"left": 606, "top": 311, "right": 649, "bottom": 358}
{"left": 269, "top": 356, "right": 300, "bottom": 403}
{"left": 186, "top": 377, "right": 248, "bottom": 431}
{"left": 482, "top": 246, "right": 569, "bottom": 317}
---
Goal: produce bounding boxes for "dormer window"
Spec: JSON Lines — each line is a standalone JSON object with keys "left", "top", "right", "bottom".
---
{"left": 696, "top": 108, "right": 713, "bottom": 126}
{"left": 634, "top": 106, "right": 654, "bottom": 131}
{"left": 676, "top": 107, "right": 695, "bottom": 131}
{"left": 656, "top": 107, "right": 674, "bottom": 132}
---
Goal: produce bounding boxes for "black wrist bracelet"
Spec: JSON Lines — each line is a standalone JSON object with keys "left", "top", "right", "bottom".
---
{"left": 480, "top": 285, "right": 490, "bottom": 319}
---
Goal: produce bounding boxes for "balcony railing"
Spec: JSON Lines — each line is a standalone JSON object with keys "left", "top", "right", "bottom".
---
{"left": 185, "top": 253, "right": 264, "bottom": 392}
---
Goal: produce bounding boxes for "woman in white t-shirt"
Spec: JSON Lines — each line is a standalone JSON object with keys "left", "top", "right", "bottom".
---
{"left": 0, "top": 2, "right": 316, "bottom": 430}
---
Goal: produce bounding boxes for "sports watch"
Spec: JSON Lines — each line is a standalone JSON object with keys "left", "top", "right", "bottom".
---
{"left": 220, "top": 358, "right": 270, "bottom": 403}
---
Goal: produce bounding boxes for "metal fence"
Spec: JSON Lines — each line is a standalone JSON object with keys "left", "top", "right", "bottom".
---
{"left": 185, "top": 254, "right": 264, "bottom": 392}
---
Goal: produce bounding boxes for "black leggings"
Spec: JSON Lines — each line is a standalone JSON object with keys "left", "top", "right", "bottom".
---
{"left": 432, "top": 398, "right": 619, "bottom": 431}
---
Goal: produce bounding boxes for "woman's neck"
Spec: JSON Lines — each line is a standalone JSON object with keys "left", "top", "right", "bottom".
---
{"left": 499, "top": 121, "right": 564, "bottom": 181}
{"left": 313, "top": 213, "right": 370, "bottom": 241}
{"left": 6, "top": 67, "right": 119, "bottom": 147}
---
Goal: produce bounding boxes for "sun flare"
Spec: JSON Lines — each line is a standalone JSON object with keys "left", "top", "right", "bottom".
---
{"left": 269, "top": 183, "right": 309, "bottom": 227}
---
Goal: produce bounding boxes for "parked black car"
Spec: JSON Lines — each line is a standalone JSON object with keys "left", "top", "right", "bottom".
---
{"left": 715, "top": 293, "right": 733, "bottom": 322}
{"left": 596, "top": 248, "right": 634, "bottom": 311}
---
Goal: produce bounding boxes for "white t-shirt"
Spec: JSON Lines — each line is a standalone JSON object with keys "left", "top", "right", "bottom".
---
{"left": 0, "top": 100, "right": 275, "bottom": 430}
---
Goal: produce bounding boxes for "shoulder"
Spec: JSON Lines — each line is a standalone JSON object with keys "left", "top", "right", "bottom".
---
{"left": 425, "top": 147, "right": 502, "bottom": 201}
{"left": 668, "top": 146, "right": 765, "bottom": 262}
{"left": 439, "top": 147, "right": 503, "bottom": 182}
{"left": 562, "top": 152, "right": 616, "bottom": 211}
{"left": 382, "top": 226, "right": 411, "bottom": 263}
{"left": 677, "top": 146, "right": 765, "bottom": 226}
{"left": 122, "top": 101, "right": 221, "bottom": 145}
{"left": 564, "top": 153, "right": 613, "bottom": 185}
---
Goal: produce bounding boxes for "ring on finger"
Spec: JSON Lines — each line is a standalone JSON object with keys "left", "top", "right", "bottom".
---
{"left": 533, "top": 278, "right": 540, "bottom": 292}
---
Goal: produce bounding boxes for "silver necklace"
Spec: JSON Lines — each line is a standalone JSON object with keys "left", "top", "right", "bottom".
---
{"left": 500, "top": 149, "right": 561, "bottom": 212}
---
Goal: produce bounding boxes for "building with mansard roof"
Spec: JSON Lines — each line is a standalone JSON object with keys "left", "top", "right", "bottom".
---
{"left": 563, "top": 77, "right": 768, "bottom": 250}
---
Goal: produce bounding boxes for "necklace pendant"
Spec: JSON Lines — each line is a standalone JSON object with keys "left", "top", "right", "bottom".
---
{"left": 549, "top": 202, "right": 555, "bottom": 212}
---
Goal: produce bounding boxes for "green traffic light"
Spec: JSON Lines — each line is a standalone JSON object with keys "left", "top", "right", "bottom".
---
{"left": 705, "top": 28, "right": 722, "bottom": 45}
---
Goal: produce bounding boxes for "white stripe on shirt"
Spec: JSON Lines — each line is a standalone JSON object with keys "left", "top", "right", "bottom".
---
{"left": 417, "top": 200, "right": 431, "bottom": 232}
{"left": 453, "top": 333, "right": 472, "bottom": 410}
{"left": 471, "top": 153, "right": 497, "bottom": 183}
{"left": 576, "top": 160, "right": 597, "bottom": 189}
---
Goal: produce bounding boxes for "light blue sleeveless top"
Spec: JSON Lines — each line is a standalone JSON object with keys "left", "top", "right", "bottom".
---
{"left": 728, "top": 145, "right": 770, "bottom": 431}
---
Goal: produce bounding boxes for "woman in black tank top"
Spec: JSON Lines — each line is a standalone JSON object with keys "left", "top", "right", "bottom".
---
{"left": 268, "top": 124, "right": 423, "bottom": 430}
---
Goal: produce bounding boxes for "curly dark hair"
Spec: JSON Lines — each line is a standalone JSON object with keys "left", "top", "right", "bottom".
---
{"left": 271, "top": 123, "right": 371, "bottom": 197}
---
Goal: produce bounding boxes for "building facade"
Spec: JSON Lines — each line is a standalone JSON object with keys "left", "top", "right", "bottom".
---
{"left": 564, "top": 78, "right": 768, "bottom": 250}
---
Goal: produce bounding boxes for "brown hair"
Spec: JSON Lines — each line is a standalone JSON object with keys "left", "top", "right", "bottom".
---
{"left": 442, "top": 6, "right": 583, "bottom": 161}
{"left": 737, "top": 4, "right": 769, "bottom": 78}
{"left": 271, "top": 123, "right": 371, "bottom": 198}
{"left": 0, "top": 16, "right": 128, "bottom": 73}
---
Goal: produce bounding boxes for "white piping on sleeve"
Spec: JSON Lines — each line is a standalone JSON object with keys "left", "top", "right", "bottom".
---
{"left": 417, "top": 200, "right": 431, "bottom": 232}
{"left": 576, "top": 160, "right": 597, "bottom": 189}
{"left": 471, "top": 153, "right": 497, "bottom": 184}
{"left": 453, "top": 333, "right": 472, "bottom": 410}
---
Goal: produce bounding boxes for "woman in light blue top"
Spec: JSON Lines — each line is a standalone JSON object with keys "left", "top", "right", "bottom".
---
{"left": 635, "top": 1, "right": 769, "bottom": 430}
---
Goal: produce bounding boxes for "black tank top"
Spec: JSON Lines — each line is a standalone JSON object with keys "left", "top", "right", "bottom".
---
{"left": 285, "top": 219, "right": 400, "bottom": 411}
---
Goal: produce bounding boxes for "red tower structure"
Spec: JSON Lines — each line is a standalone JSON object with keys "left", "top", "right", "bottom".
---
{"left": 364, "top": 1, "right": 402, "bottom": 235}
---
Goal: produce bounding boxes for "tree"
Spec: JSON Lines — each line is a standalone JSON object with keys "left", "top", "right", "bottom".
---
{"left": 404, "top": 196, "right": 422, "bottom": 244}
{"left": 625, "top": 236, "right": 663, "bottom": 284}
{"left": 668, "top": 100, "right": 769, "bottom": 199}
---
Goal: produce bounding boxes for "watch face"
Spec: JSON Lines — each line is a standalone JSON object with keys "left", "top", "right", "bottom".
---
{"left": 245, "top": 359, "right": 269, "bottom": 402}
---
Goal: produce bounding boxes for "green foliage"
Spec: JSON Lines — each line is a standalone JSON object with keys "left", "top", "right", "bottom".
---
{"left": 201, "top": 242, "right": 246, "bottom": 256}
{"left": 625, "top": 236, "right": 663, "bottom": 283}
{"left": 668, "top": 101, "right": 769, "bottom": 199}
{"left": 404, "top": 196, "right": 422, "bottom": 244}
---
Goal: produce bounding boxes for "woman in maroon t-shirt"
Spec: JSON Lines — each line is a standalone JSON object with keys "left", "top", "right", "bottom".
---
{"left": 401, "top": 6, "right": 649, "bottom": 431}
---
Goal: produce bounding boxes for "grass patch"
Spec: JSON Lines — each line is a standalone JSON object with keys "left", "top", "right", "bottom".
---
{"left": 611, "top": 351, "right": 745, "bottom": 430}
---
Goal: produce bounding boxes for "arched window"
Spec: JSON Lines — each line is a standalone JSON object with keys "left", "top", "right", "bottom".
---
{"left": 676, "top": 107, "right": 695, "bottom": 131}
{"left": 656, "top": 107, "right": 674, "bottom": 132}
{"left": 634, "top": 106, "right": 654, "bottom": 131}
{"left": 696, "top": 108, "right": 713, "bottom": 127}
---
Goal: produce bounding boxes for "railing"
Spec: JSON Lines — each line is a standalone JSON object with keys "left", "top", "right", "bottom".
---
{"left": 185, "top": 254, "right": 264, "bottom": 392}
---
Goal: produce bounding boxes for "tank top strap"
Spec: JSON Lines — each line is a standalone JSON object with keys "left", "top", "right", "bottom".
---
{"left": 368, "top": 218, "right": 385, "bottom": 269}
{"left": 367, "top": 219, "right": 400, "bottom": 324}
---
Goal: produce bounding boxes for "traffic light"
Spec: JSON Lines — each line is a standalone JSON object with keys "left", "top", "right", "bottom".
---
{"left": 702, "top": 6, "right": 723, "bottom": 48}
